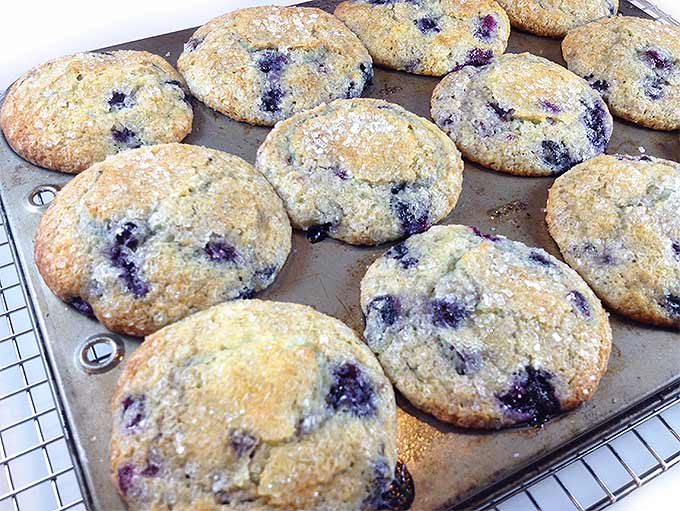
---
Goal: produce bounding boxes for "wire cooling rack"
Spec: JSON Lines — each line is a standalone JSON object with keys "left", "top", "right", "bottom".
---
{"left": 1, "top": 2, "right": 680, "bottom": 509}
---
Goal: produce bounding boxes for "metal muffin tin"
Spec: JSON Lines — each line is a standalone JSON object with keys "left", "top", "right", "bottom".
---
{"left": 0, "top": 1, "right": 679, "bottom": 509}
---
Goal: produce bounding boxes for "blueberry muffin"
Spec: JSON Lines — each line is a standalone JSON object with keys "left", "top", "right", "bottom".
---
{"left": 431, "top": 52, "right": 613, "bottom": 176}
{"left": 495, "top": 0, "right": 618, "bottom": 38}
{"left": 563, "top": 16, "right": 680, "bottom": 131}
{"left": 256, "top": 99, "right": 463, "bottom": 245}
{"left": 547, "top": 154, "right": 680, "bottom": 329}
{"left": 334, "top": 0, "right": 510, "bottom": 76}
{"left": 34, "top": 143, "right": 291, "bottom": 337}
{"left": 0, "top": 51, "right": 192, "bottom": 173}
{"left": 360, "top": 225, "right": 612, "bottom": 428}
{"left": 176, "top": 6, "right": 373, "bottom": 126}
{"left": 110, "top": 300, "right": 414, "bottom": 511}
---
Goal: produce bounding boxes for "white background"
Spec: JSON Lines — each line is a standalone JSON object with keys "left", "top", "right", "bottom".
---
{"left": 1, "top": 1, "right": 679, "bottom": 509}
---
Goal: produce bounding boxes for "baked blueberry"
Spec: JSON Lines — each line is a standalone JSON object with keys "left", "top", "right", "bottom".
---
{"left": 497, "top": 366, "right": 561, "bottom": 426}
{"left": 367, "top": 295, "right": 401, "bottom": 327}
{"left": 327, "top": 362, "right": 376, "bottom": 417}
{"left": 121, "top": 394, "right": 146, "bottom": 432}
{"left": 204, "top": 236, "right": 238, "bottom": 263}
{"left": 430, "top": 297, "right": 472, "bottom": 329}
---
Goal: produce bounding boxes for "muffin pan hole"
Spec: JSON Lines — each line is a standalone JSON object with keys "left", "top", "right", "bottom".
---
{"left": 27, "top": 184, "right": 60, "bottom": 210}
{"left": 76, "top": 334, "right": 125, "bottom": 374}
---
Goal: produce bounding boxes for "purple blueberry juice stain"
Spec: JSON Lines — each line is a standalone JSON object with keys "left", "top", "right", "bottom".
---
{"left": 441, "top": 343, "right": 482, "bottom": 376}
{"left": 497, "top": 366, "right": 561, "bottom": 426}
{"left": 454, "top": 48, "right": 493, "bottom": 71}
{"left": 641, "top": 48, "right": 674, "bottom": 74}
{"left": 261, "top": 85, "right": 284, "bottom": 113}
{"left": 661, "top": 294, "right": 680, "bottom": 317}
{"left": 540, "top": 140, "right": 576, "bottom": 173}
{"left": 140, "top": 461, "right": 160, "bottom": 477}
{"left": 368, "top": 460, "right": 415, "bottom": 510}
{"left": 108, "top": 91, "right": 132, "bottom": 111}
{"left": 584, "top": 74, "right": 610, "bottom": 94}
{"left": 368, "top": 295, "right": 401, "bottom": 327}
{"left": 237, "top": 288, "right": 255, "bottom": 300}
{"left": 539, "top": 99, "right": 561, "bottom": 114}
{"left": 229, "top": 430, "right": 258, "bottom": 457}
{"left": 257, "top": 50, "right": 288, "bottom": 75}
{"left": 414, "top": 17, "right": 441, "bottom": 34}
{"left": 331, "top": 166, "right": 350, "bottom": 180}
{"left": 121, "top": 394, "right": 146, "bottom": 432}
{"left": 306, "top": 222, "right": 333, "bottom": 243}
{"left": 68, "top": 296, "right": 94, "bottom": 317}
{"left": 672, "top": 240, "right": 680, "bottom": 260}
{"left": 255, "top": 265, "right": 277, "bottom": 283}
{"left": 390, "top": 185, "right": 430, "bottom": 235}
{"left": 204, "top": 235, "right": 238, "bottom": 263}
{"left": 108, "top": 222, "right": 150, "bottom": 298}
{"left": 326, "top": 362, "right": 376, "bottom": 417}
{"left": 111, "top": 127, "right": 141, "bottom": 149}
{"left": 642, "top": 75, "right": 668, "bottom": 100}
{"left": 360, "top": 62, "right": 374, "bottom": 85}
{"left": 582, "top": 100, "right": 609, "bottom": 150}
{"left": 385, "top": 242, "right": 418, "bottom": 269}
{"left": 528, "top": 250, "right": 554, "bottom": 267}
{"left": 567, "top": 290, "right": 591, "bottom": 318}
{"left": 487, "top": 101, "right": 514, "bottom": 121}
{"left": 474, "top": 14, "right": 498, "bottom": 41}
{"left": 430, "top": 297, "right": 473, "bottom": 329}
{"left": 470, "top": 225, "right": 502, "bottom": 242}
{"left": 117, "top": 463, "right": 136, "bottom": 496}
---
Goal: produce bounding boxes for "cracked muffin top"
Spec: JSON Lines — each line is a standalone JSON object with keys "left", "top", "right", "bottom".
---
{"left": 495, "top": 0, "right": 618, "bottom": 38}
{"left": 563, "top": 15, "right": 680, "bottom": 131}
{"left": 431, "top": 52, "right": 613, "bottom": 176}
{"left": 547, "top": 154, "right": 680, "bottom": 329}
{"left": 34, "top": 143, "right": 291, "bottom": 337}
{"left": 110, "top": 300, "right": 414, "bottom": 511}
{"left": 0, "top": 50, "right": 193, "bottom": 173}
{"left": 334, "top": 0, "right": 510, "bottom": 76}
{"left": 360, "top": 225, "right": 612, "bottom": 428}
{"left": 177, "top": 5, "right": 373, "bottom": 126}
{"left": 255, "top": 98, "right": 463, "bottom": 245}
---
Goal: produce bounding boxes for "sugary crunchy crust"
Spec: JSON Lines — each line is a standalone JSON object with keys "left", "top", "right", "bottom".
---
{"left": 256, "top": 98, "right": 463, "bottom": 245}
{"left": 34, "top": 143, "right": 291, "bottom": 336}
{"left": 563, "top": 16, "right": 680, "bottom": 131}
{"left": 334, "top": 0, "right": 510, "bottom": 76}
{"left": 547, "top": 154, "right": 680, "bottom": 329}
{"left": 110, "top": 300, "right": 398, "bottom": 511}
{"left": 496, "top": 0, "right": 618, "bottom": 38}
{"left": 360, "top": 225, "right": 612, "bottom": 429}
{"left": 177, "top": 6, "right": 372, "bottom": 126}
{"left": 0, "top": 51, "right": 192, "bottom": 173}
{"left": 431, "top": 52, "right": 612, "bottom": 176}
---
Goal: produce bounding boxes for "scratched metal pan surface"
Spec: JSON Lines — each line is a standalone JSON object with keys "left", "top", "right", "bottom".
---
{"left": 0, "top": 1, "right": 679, "bottom": 509}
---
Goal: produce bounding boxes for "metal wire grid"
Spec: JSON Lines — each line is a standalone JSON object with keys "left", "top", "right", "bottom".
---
{"left": 470, "top": 384, "right": 680, "bottom": 511}
{"left": 0, "top": 190, "right": 85, "bottom": 511}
